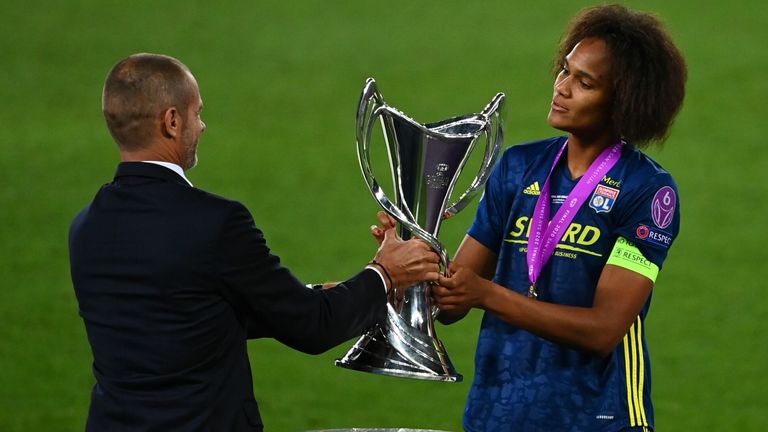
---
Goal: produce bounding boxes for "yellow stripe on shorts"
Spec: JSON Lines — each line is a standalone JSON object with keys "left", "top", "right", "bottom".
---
{"left": 624, "top": 316, "right": 649, "bottom": 427}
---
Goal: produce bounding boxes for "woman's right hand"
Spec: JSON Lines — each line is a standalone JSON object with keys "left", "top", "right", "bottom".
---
{"left": 370, "top": 211, "right": 397, "bottom": 245}
{"left": 434, "top": 235, "right": 499, "bottom": 325}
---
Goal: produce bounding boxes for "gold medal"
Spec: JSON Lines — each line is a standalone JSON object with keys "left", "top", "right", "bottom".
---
{"left": 527, "top": 283, "right": 538, "bottom": 299}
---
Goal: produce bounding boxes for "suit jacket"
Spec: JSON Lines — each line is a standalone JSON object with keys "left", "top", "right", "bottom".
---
{"left": 69, "top": 162, "right": 386, "bottom": 431}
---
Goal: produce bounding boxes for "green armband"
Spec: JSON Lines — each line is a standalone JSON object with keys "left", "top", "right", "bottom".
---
{"left": 606, "top": 236, "right": 659, "bottom": 282}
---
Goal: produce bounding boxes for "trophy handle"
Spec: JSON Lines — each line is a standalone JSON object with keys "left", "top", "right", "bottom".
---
{"left": 442, "top": 93, "right": 505, "bottom": 219}
{"left": 356, "top": 78, "right": 451, "bottom": 270}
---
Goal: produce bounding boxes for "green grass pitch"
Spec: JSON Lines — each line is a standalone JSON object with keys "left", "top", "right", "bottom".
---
{"left": 0, "top": 0, "right": 765, "bottom": 430}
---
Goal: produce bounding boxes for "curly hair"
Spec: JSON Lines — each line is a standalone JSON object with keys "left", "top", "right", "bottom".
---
{"left": 554, "top": 4, "right": 687, "bottom": 146}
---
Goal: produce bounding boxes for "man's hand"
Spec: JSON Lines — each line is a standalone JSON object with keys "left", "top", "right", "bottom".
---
{"left": 373, "top": 226, "right": 440, "bottom": 291}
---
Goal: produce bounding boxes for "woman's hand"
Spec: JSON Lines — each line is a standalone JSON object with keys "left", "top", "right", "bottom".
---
{"left": 434, "top": 262, "right": 494, "bottom": 313}
{"left": 433, "top": 235, "right": 499, "bottom": 325}
{"left": 370, "top": 211, "right": 397, "bottom": 245}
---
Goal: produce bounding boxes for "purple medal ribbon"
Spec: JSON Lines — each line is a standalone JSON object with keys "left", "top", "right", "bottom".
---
{"left": 526, "top": 140, "right": 623, "bottom": 299}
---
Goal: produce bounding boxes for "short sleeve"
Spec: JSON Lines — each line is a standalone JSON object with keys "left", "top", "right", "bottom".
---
{"left": 468, "top": 149, "right": 517, "bottom": 254}
{"left": 613, "top": 174, "right": 681, "bottom": 270}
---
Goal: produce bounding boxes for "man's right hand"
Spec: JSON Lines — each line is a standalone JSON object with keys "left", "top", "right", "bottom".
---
{"left": 373, "top": 227, "right": 440, "bottom": 291}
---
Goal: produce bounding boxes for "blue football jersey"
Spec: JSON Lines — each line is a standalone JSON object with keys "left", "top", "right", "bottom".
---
{"left": 464, "top": 136, "right": 680, "bottom": 432}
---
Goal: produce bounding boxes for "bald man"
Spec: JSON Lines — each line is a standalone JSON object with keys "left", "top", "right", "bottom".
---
{"left": 69, "top": 53, "right": 439, "bottom": 431}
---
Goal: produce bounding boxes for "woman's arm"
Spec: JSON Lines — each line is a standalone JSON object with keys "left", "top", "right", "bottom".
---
{"left": 436, "top": 235, "right": 498, "bottom": 325}
{"left": 434, "top": 236, "right": 653, "bottom": 356}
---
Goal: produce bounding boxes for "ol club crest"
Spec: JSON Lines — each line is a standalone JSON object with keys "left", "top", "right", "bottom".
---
{"left": 589, "top": 185, "right": 620, "bottom": 213}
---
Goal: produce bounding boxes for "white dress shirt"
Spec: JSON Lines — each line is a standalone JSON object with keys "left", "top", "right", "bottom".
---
{"left": 142, "top": 161, "right": 193, "bottom": 187}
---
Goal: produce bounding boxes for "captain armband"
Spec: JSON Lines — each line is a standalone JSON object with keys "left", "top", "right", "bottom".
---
{"left": 606, "top": 236, "right": 659, "bottom": 282}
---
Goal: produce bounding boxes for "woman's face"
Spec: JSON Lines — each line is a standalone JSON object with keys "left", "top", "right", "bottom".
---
{"left": 547, "top": 37, "right": 614, "bottom": 139}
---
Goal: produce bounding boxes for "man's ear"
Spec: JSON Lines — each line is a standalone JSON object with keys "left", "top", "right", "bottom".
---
{"left": 161, "top": 107, "right": 182, "bottom": 138}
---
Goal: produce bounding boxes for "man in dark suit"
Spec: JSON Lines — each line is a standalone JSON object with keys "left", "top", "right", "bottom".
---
{"left": 69, "top": 53, "right": 440, "bottom": 432}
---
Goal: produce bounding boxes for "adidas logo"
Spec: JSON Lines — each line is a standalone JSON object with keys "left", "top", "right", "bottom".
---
{"left": 523, "top": 181, "right": 541, "bottom": 195}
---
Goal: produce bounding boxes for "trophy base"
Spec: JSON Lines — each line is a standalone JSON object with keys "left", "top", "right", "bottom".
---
{"left": 335, "top": 305, "right": 462, "bottom": 382}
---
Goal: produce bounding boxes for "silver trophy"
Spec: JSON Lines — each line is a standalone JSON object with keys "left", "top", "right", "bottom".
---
{"left": 335, "top": 78, "right": 505, "bottom": 381}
